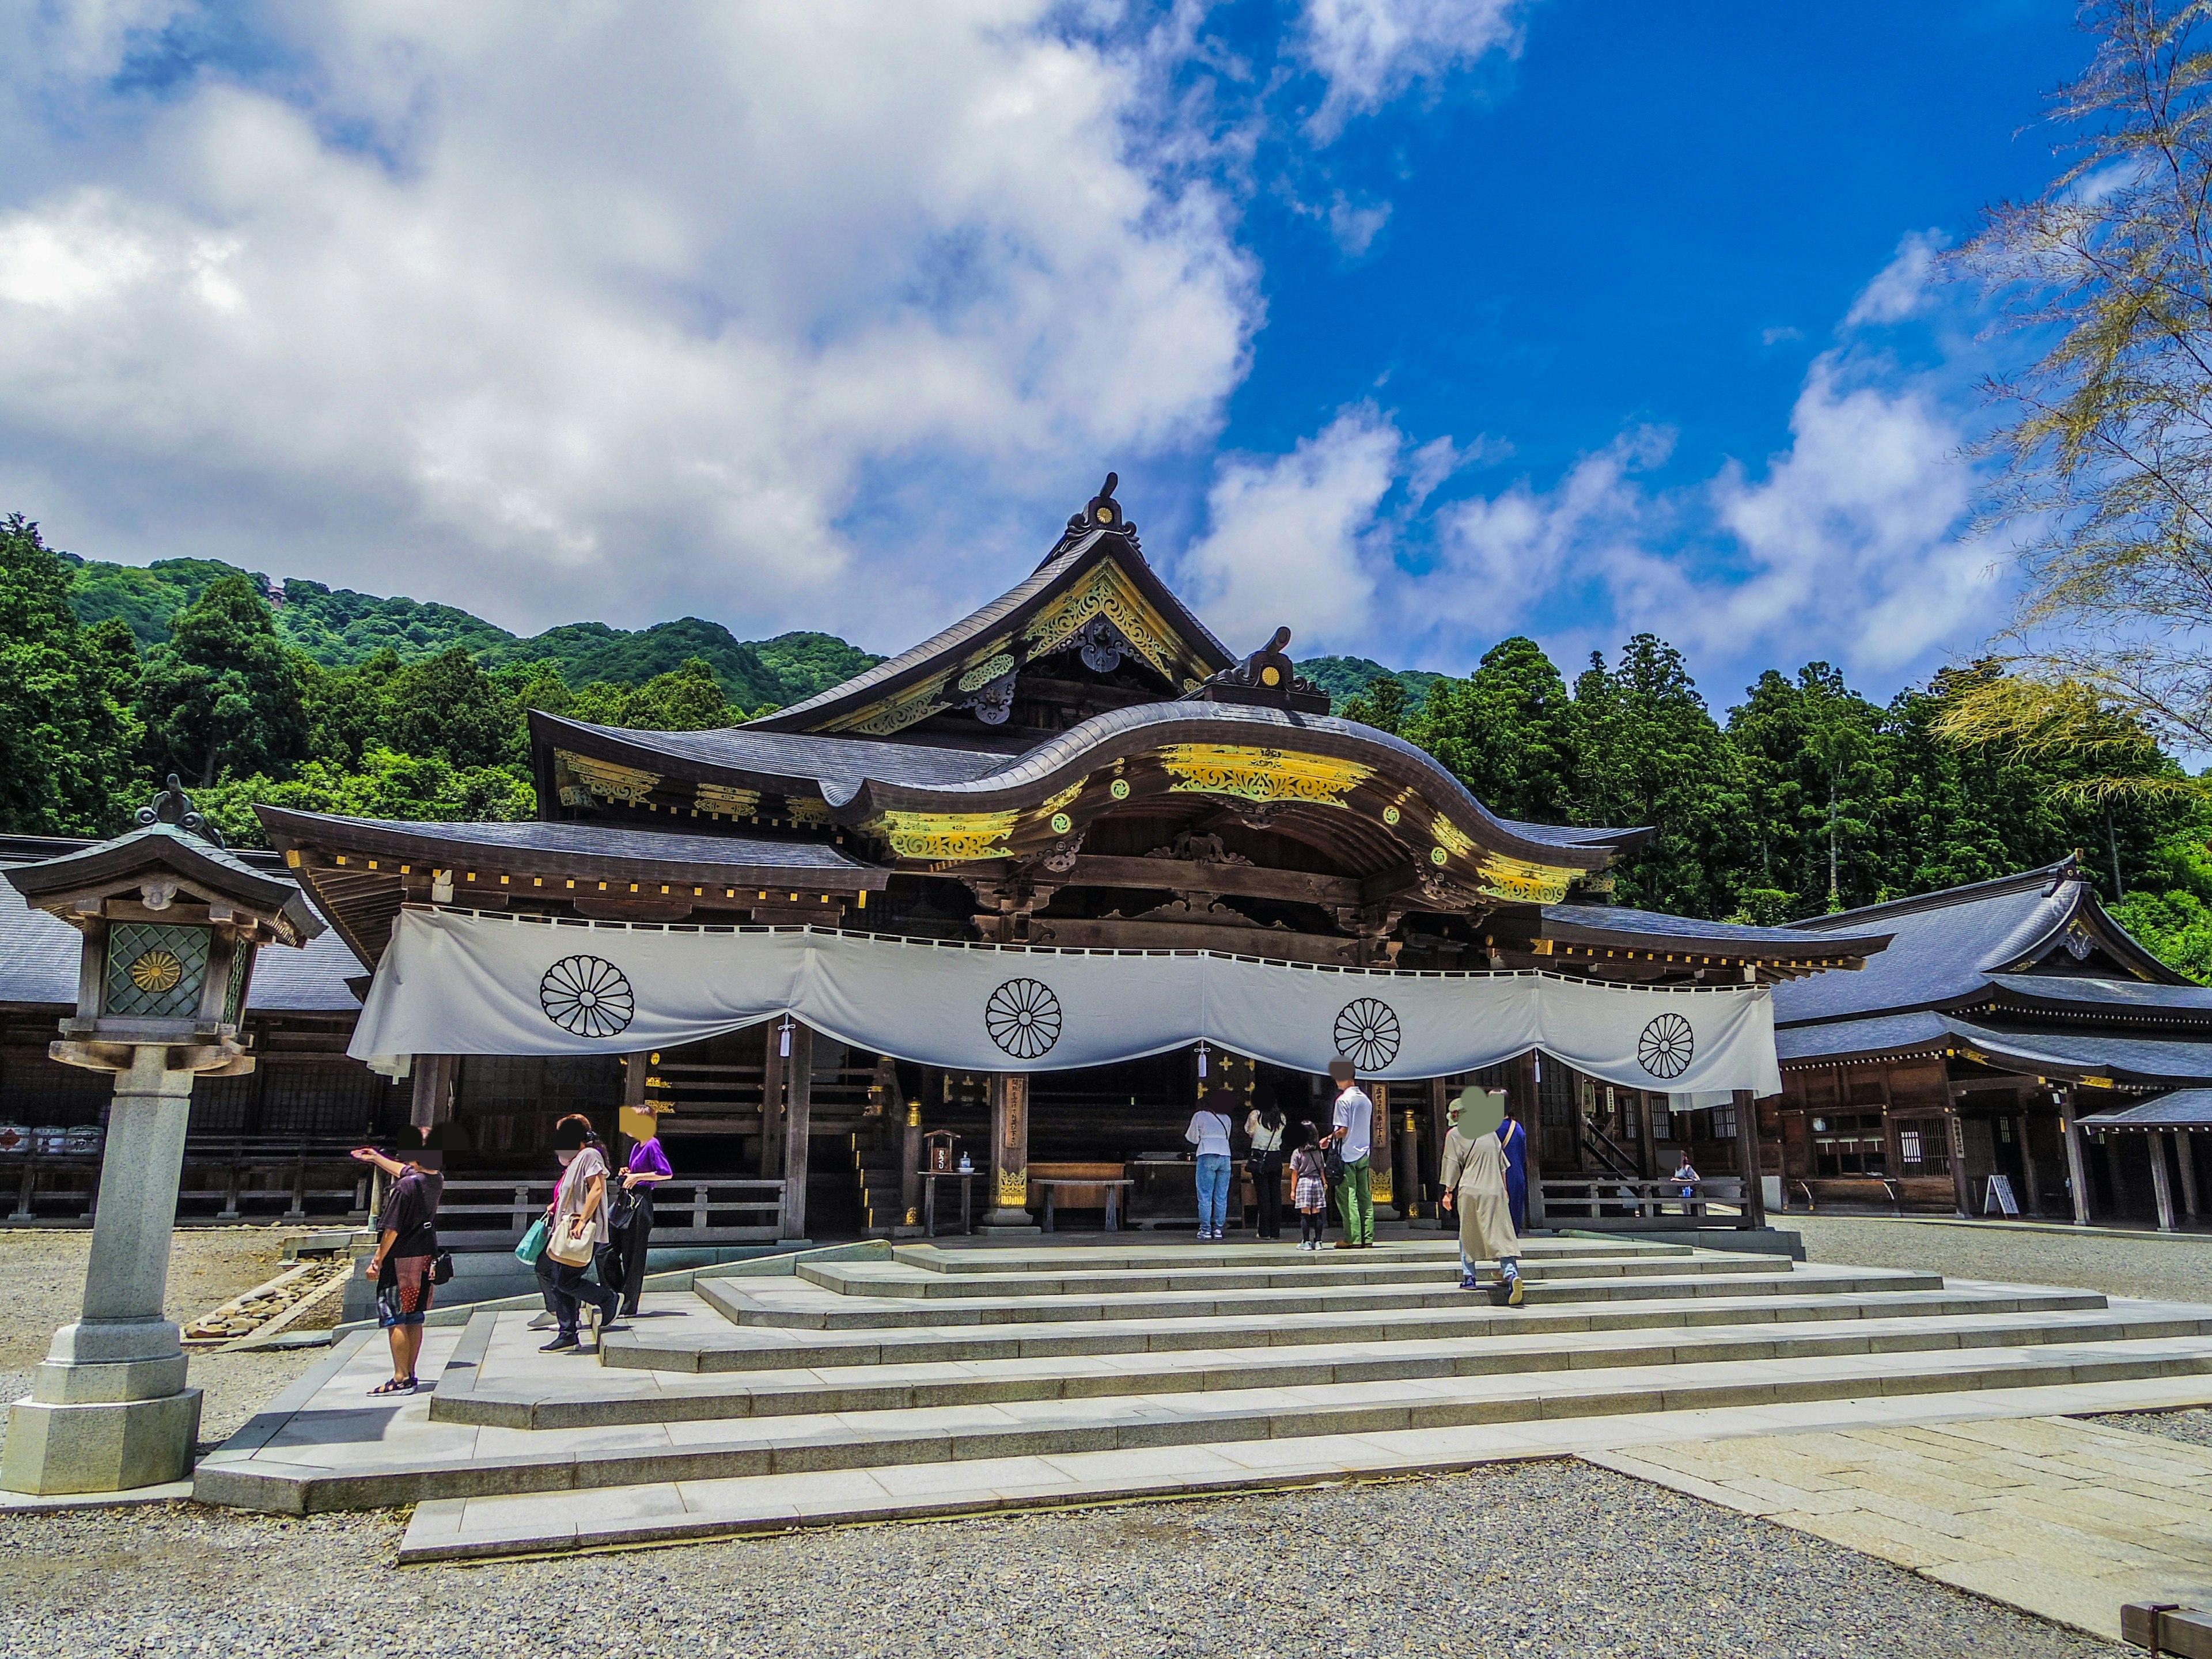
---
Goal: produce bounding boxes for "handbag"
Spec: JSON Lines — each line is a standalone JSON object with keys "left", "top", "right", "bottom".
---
{"left": 1323, "top": 1142, "right": 1346, "bottom": 1182}
{"left": 430, "top": 1248, "right": 455, "bottom": 1286}
{"left": 606, "top": 1178, "right": 639, "bottom": 1232}
{"left": 513, "top": 1217, "right": 550, "bottom": 1266}
{"left": 544, "top": 1213, "right": 597, "bottom": 1268}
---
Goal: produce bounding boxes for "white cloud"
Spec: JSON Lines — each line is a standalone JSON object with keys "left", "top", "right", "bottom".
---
{"left": 1179, "top": 404, "right": 1404, "bottom": 650}
{"left": 1294, "top": 0, "right": 1527, "bottom": 138}
{"left": 1205, "top": 243, "right": 2002, "bottom": 694}
{"left": 1843, "top": 229, "right": 1942, "bottom": 328}
{"left": 0, "top": 3, "right": 1260, "bottom": 638}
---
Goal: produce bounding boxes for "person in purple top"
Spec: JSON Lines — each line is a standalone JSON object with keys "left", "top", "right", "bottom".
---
{"left": 609, "top": 1130, "right": 673, "bottom": 1316}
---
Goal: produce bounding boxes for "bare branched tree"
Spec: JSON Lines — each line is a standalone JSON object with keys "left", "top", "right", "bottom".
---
{"left": 1942, "top": 0, "right": 2212, "bottom": 779}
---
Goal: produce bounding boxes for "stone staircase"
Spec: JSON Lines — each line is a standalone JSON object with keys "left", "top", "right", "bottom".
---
{"left": 190, "top": 1234, "right": 2212, "bottom": 1562}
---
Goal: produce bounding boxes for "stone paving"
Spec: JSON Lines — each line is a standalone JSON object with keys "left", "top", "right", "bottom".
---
{"left": 1591, "top": 1415, "right": 2212, "bottom": 1642}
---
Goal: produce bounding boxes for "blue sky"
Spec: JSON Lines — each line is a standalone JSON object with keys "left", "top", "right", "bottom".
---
{"left": 0, "top": 2, "right": 2092, "bottom": 709}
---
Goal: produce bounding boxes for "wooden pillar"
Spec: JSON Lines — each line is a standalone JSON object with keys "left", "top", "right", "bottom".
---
{"left": 2063, "top": 1099, "right": 2093, "bottom": 1226}
{"left": 1512, "top": 1053, "right": 1548, "bottom": 1230}
{"left": 1426, "top": 1078, "right": 1451, "bottom": 1226}
{"left": 1396, "top": 1105, "right": 1423, "bottom": 1222}
{"left": 1369, "top": 1083, "right": 1397, "bottom": 1221}
{"left": 780, "top": 1023, "right": 813, "bottom": 1240}
{"left": 1637, "top": 1088, "right": 1658, "bottom": 1180}
{"left": 2179, "top": 1129, "right": 2202, "bottom": 1222}
{"left": 1944, "top": 1099, "right": 1972, "bottom": 1218}
{"left": 2152, "top": 1130, "right": 2179, "bottom": 1233}
{"left": 409, "top": 1054, "right": 456, "bottom": 1131}
{"left": 1732, "top": 1089, "right": 1766, "bottom": 1229}
{"left": 983, "top": 1073, "right": 1037, "bottom": 1231}
{"left": 759, "top": 1021, "right": 787, "bottom": 1180}
{"left": 900, "top": 1100, "right": 923, "bottom": 1229}
{"left": 2014, "top": 1110, "right": 2043, "bottom": 1218}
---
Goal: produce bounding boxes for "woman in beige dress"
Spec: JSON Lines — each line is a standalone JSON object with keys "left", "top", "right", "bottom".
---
{"left": 1440, "top": 1085, "right": 1523, "bottom": 1305}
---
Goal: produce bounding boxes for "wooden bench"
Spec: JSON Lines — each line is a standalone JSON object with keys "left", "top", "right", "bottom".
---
{"left": 1035, "top": 1177, "right": 1134, "bottom": 1232}
{"left": 1791, "top": 1177, "right": 1902, "bottom": 1215}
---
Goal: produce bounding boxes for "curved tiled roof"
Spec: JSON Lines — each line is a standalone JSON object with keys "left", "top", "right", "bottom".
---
{"left": 534, "top": 715, "right": 1006, "bottom": 793}
{"left": 1771, "top": 862, "right": 2176, "bottom": 1026}
{"left": 256, "top": 810, "right": 887, "bottom": 881}
{"left": 1543, "top": 904, "right": 1890, "bottom": 950}
{"left": 749, "top": 529, "right": 1236, "bottom": 732}
{"left": 1983, "top": 973, "right": 2212, "bottom": 1016}
{"left": 2078, "top": 1089, "right": 2212, "bottom": 1128}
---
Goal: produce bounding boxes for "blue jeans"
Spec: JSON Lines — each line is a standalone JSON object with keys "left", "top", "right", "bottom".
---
{"left": 1194, "top": 1154, "right": 1232, "bottom": 1233}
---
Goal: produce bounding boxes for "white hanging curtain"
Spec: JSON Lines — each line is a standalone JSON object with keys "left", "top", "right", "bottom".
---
{"left": 352, "top": 908, "right": 1781, "bottom": 1096}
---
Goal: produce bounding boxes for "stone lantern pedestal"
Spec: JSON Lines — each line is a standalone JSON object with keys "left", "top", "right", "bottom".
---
{"left": 0, "top": 781, "right": 323, "bottom": 1495}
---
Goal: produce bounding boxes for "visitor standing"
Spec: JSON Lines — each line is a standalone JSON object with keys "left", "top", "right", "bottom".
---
{"left": 1673, "top": 1152, "right": 1702, "bottom": 1217}
{"left": 1327, "top": 1059, "right": 1376, "bottom": 1249}
{"left": 1244, "top": 1094, "right": 1286, "bottom": 1240}
{"left": 1289, "top": 1123, "right": 1330, "bottom": 1250}
{"left": 1185, "top": 1089, "right": 1236, "bottom": 1240}
{"left": 535, "top": 1115, "right": 622, "bottom": 1350}
{"left": 1440, "top": 1085, "right": 1523, "bottom": 1305}
{"left": 1498, "top": 1108, "right": 1530, "bottom": 1232}
{"left": 609, "top": 1130, "right": 673, "bottom": 1317}
{"left": 351, "top": 1134, "right": 445, "bottom": 1394}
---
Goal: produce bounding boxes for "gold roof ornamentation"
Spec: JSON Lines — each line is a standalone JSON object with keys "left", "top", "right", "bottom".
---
{"left": 1157, "top": 744, "right": 1372, "bottom": 808}
{"left": 832, "top": 673, "right": 953, "bottom": 737}
{"left": 873, "top": 808, "right": 1022, "bottom": 861}
{"left": 555, "top": 751, "right": 662, "bottom": 808}
{"left": 692, "top": 782, "right": 762, "bottom": 820}
{"left": 1476, "top": 853, "right": 1577, "bottom": 905}
{"left": 1025, "top": 559, "right": 1183, "bottom": 680}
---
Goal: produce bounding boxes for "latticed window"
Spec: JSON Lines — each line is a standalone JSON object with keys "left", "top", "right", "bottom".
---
{"left": 103, "top": 922, "right": 209, "bottom": 1020}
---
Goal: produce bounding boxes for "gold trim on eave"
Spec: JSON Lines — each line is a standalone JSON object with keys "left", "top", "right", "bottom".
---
{"left": 1157, "top": 744, "right": 1372, "bottom": 808}
{"left": 1475, "top": 853, "right": 1576, "bottom": 905}
{"left": 693, "top": 782, "right": 762, "bottom": 819}
{"left": 872, "top": 809, "right": 1022, "bottom": 861}
{"left": 555, "top": 751, "right": 662, "bottom": 808}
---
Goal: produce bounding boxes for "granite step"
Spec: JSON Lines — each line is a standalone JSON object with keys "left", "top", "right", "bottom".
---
{"left": 705, "top": 1266, "right": 1944, "bottom": 1329}
{"left": 393, "top": 1365, "right": 2212, "bottom": 1563}
{"left": 793, "top": 1249, "right": 1773, "bottom": 1300}
{"left": 604, "top": 1284, "right": 2109, "bottom": 1374}
{"left": 884, "top": 1238, "right": 1682, "bottom": 1274}
{"left": 435, "top": 1306, "right": 2212, "bottom": 1430}
{"left": 194, "top": 1329, "right": 2212, "bottom": 1516}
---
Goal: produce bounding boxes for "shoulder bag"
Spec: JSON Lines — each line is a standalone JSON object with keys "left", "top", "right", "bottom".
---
{"left": 544, "top": 1212, "right": 597, "bottom": 1268}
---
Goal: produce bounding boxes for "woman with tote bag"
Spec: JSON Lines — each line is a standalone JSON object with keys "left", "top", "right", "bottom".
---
{"left": 533, "top": 1115, "right": 623, "bottom": 1351}
{"left": 1243, "top": 1095, "right": 1287, "bottom": 1241}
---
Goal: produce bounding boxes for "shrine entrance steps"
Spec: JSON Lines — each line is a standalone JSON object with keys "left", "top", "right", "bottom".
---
{"left": 185, "top": 1234, "right": 2212, "bottom": 1561}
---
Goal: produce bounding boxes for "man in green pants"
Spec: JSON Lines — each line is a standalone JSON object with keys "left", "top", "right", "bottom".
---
{"left": 1327, "top": 1058, "right": 1375, "bottom": 1248}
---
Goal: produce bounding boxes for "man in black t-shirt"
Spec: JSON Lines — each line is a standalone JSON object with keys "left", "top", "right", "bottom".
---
{"left": 351, "top": 1137, "right": 445, "bottom": 1395}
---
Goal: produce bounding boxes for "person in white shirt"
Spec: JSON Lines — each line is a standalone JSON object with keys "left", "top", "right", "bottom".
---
{"left": 1326, "top": 1059, "right": 1376, "bottom": 1248}
{"left": 1184, "top": 1088, "right": 1237, "bottom": 1240}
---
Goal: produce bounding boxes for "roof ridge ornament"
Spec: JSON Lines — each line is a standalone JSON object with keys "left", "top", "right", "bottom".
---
{"left": 1045, "top": 472, "right": 1139, "bottom": 566}
{"left": 1184, "top": 626, "right": 1325, "bottom": 710}
{"left": 135, "top": 774, "right": 226, "bottom": 849}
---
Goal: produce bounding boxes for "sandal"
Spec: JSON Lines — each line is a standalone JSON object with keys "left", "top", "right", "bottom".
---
{"left": 368, "top": 1377, "right": 415, "bottom": 1396}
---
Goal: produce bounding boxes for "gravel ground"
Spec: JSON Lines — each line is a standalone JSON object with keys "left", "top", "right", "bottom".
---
{"left": 2090, "top": 1405, "right": 2212, "bottom": 1449}
{"left": 1786, "top": 1214, "right": 2212, "bottom": 1304}
{"left": 0, "top": 1461, "right": 2132, "bottom": 1658}
{"left": 0, "top": 1226, "right": 327, "bottom": 1452}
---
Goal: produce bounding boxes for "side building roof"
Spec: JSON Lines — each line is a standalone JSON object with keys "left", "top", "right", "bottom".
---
{"left": 1775, "top": 861, "right": 2181, "bottom": 1034}
{"left": 0, "top": 850, "right": 363, "bottom": 1015}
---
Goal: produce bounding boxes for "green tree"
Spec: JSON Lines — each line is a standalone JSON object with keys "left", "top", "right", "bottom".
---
{"left": 196, "top": 745, "right": 536, "bottom": 849}
{"left": 1725, "top": 664, "right": 1889, "bottom": 912}
{"left": 135, "top": 574, "right": 308, "bottom": 786}
{"left": 1946, "top": 2, "right": 2212, "bottom": 771}
{"left": 1571, "top": 635, "right": 1749, "bottom": 918}
{"left": 1340, "top": 673, "right": 1408, "bottom": 736}
{"left": 382, "top": 647, "right": 520, "bottom": 768}
{"left": 0, "top": 516, "right": 142, "bottom": 835}
{"left": 617, "top": 657, "right": 738, "bottom": 731}
{"left": 1406, "top": 637, "right": 1577, "bottom": 823}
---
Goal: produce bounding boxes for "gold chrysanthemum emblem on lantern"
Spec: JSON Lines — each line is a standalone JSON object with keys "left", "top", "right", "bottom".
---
{"left": 128, "top": 949, "right": 184, "bottom": 994}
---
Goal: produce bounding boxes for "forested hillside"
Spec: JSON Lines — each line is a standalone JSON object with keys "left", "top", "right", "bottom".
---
{"left": 10, "top": 515, "right": 2211, "bottom": 978}
{"left": 63, "top": 554, "right": 880, "bottom": 710}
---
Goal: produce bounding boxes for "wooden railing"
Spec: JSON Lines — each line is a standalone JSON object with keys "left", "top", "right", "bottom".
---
{"left": 430, "top": 1176, "right": 788, "bottom": 1247}
{"left": 5, "top": 1136, "right": 372, "bottom": 1224}
{"left": 1539, "top": 1175, "right": 1751, "bottom": 1229}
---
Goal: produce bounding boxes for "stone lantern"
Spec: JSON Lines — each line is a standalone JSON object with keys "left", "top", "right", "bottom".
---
{"left": 1, "top": 779, "right": 323, "bottom": 1495}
